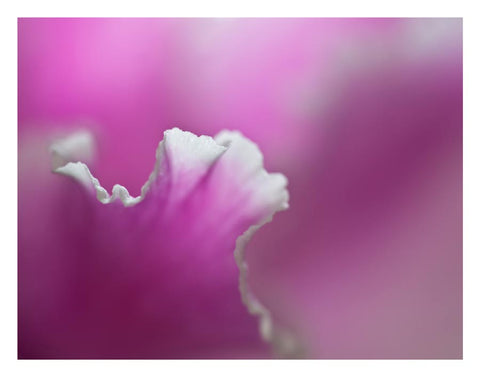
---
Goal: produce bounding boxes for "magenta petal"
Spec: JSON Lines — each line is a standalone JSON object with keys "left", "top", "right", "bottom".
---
{"left": 18, "top": 128, "right": 289, "bottom": 358}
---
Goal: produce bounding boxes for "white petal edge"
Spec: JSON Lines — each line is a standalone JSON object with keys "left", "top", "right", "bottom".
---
{"left": 51, "top": 127, "right": 301, "bottom": 357}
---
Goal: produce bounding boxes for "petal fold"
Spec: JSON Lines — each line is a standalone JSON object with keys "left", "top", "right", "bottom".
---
{"left": 46, "top": 127, "right": 292, "bottom": 356}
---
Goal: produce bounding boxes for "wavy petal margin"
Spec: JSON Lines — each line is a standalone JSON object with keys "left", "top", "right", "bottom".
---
{"left": 50, "top": 127, "right": 301, "bottom": 357}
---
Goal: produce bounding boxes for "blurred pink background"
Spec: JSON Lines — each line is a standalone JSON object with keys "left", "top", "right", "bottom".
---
{"left": 18, "top": 18, "right": 462, "bottom": 358}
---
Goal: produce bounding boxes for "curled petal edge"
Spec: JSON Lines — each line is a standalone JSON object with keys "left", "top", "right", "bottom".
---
{"left": 50, "top": 127, "right": 301, "bottom": 357}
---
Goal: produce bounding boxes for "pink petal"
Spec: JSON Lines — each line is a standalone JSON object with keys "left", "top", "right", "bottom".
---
{"left": 18, "top": 128, "right": 289, "bottom": 358}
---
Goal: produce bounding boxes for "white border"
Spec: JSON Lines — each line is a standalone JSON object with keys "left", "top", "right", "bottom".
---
{"left": 2, "top": 0, "right": 469, "bottom": 17}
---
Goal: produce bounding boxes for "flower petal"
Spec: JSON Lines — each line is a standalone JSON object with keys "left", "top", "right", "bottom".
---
{"left": 19, "top": 127, "right": 290, "bottom": 358}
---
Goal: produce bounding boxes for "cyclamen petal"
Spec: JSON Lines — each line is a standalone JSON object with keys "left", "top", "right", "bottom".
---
{"left": 19, "top": 127, "right": 290, "bottom": 358}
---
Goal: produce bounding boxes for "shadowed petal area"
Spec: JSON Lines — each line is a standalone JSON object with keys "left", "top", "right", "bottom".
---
{"left": 18, "top": 128, "right": 289, "bottom": 358}
{"left": 246, "top": 19, "right": 462, "bottom": 358}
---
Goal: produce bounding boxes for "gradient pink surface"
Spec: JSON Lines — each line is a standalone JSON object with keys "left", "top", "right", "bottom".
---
{"left": 18, "top": 18, "right": 462, "bottom": 358}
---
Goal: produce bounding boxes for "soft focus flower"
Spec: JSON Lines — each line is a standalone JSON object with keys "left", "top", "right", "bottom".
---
{"left": 19, "top": 127, "right": 289, "bottom": 358}
{"left": 18, "top": 18, "right": 462, "bottom": 358}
